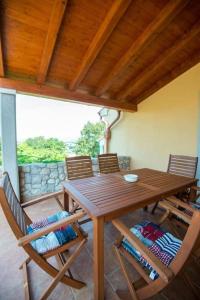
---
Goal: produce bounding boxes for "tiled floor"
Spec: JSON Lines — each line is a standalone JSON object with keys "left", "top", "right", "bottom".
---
{"left": 0, "top": 198, "right": 200, "bottom": 300}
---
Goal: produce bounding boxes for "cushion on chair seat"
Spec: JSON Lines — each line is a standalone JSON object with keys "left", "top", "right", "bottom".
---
{"left": 27, "top": 211, "right": 77, "bottom": 254}
{"left": 122, "top": 221, "right": 182, "bottom": 280}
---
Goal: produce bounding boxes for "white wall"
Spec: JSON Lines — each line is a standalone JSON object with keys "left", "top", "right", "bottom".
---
{"left": 110, "top": 63, "right": 200, "bottom": 172}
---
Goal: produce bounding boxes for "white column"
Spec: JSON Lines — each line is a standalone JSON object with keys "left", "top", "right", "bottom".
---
{"left": 0, "top": 88, "right": 19, "bottom": 197}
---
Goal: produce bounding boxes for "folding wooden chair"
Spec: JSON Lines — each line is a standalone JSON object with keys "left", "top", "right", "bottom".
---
{"left": 151, "top": 154, "right": 198, "bottom": 214}
{"left": 0, "top": 172, "right": 87, "bottom": 300}
{"left": 98, "top": 153, "right": 120, "bottom": 174}
{"left": 65, "top": 155, "right": 94, "bottom": 221}
{"left": 112, "top": 198, "right": 200, "bottom": 299}
{"left": 159, "top": 191, "right": 200, "bottom": 256}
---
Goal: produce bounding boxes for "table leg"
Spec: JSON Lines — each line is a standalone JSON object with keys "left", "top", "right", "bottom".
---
{"left": 63, "top": 188, "right": 69, "bottom": 211}
{"left": 93, "top": 217, "right": 104, "bottom": 300}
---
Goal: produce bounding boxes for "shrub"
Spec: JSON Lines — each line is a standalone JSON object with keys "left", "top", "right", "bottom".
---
{"left": 17, "top": 136, "right": 67, "bottom": 164}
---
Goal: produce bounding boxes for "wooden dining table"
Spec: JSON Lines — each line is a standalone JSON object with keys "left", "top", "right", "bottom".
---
{"left": 62, "top": 168, "right": 197, "bottom": 300}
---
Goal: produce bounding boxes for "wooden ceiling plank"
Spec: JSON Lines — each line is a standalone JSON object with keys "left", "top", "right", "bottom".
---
{"left": 69, "top": 0, "right": 132, "bottom": 91}
{"left": 131, "top": 49, "right": 200, "bottom": 104}
{"left": 95, "top": 0, "right": 189, "bottom": 97}
{"left": 117, "top": 19, "right": 200, "bottom": 100}
{"left": 0, "top": 78, "right": 137, "bottom": 112}
{"left": 37, "top": 0, "right": 68, "bottom": 84}
{"left": 0, "top": 34, "right": 4, "bottom": 77}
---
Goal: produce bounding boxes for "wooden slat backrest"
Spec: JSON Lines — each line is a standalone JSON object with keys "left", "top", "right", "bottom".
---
{"left": 65, "top": 156, "right": 94, "bottom": 180}
{"left": 98, "top": 153, "right": 120, "bottom": 174}
{"left": 168, "top": 154, "right": 198, "bottom": 178}
{"left": 0, "top": 172, "right": 26, "bottom": 237}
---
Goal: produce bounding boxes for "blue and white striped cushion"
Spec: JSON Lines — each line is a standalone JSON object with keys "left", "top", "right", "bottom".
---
{"left": 121, "top": 221, "right": 182, "bottom": 280}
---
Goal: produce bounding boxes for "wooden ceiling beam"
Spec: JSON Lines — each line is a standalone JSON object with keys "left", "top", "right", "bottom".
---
{"left": 131, "top": 49, "right": 200, "bottom": 104}
{"left": 0, "top": 78, "right": 137, "bottom": 112}
{"left": 95, "top": 0, "right": 189, "bottom": 97}
{"left": 37, "top": 0, "right": 68, "bottom": 84}
{"left": 0, "top": 33, "right": 5, "bottom": 77}
{"left": 69, "top": 0, "right": 132, "bottom": 91}
{"left": 117, "top": 19, "right": 200, "bottom": 100}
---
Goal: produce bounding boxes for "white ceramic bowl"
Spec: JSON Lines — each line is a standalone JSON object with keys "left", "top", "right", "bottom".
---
{"left": 123, "top": 174, "right": 138, "bottom": 182}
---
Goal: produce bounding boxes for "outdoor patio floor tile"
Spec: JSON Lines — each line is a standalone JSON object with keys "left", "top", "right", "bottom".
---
{"left": 0, "top": 199, "right": 200, "bottom": 300}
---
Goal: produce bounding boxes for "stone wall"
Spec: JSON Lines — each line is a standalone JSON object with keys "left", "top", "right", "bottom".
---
{"left": 19, "top": 156, "right": 131, "bottom": 200}
{"left": 19, "top": 162, "right": 65, "bottom": 200}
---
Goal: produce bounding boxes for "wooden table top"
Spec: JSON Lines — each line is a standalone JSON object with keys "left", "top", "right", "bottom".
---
{"left": 63, "top": 168, "right": 197, "bottom": 220}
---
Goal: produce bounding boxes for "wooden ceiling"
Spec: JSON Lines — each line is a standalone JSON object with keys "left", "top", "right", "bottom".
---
{"left": 0, "top": 0, "right": 200, "bottom": 112}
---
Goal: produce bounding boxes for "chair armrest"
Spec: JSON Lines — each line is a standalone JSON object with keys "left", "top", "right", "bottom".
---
{"left": 160, "top": 198, "right": 192, "bottom": 224}
{"left": 18, "top": 211, "right": 86, "bottom": 247}
{"left": 21, "top": 191, "right": 63, "bottom": 208}
{"left": 191, "top": 186, "right": 200, "bottom": 192}
{"left": 112, "top": 219, "right": 174, "bottom": 283}
{"left": 165, "top": 196, "right": 197, "bottom": 213}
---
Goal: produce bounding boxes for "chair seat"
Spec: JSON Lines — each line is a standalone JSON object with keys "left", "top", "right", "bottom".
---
{"left": 27, "top": 211, "right": 77, "bottom": 254}
{"left": 122, "top": 221, "right": 182, "bottom": 280}
{"left": 180, "top": 200, "right": 200, "bottom": 216}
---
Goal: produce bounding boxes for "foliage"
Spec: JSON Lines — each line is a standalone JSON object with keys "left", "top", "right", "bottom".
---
{"left": 74, "top": 121, "right": 105, "bottom": 157}
{"left": 0, "top": 121, "right": 105, "bottom": 165}
{"left": 17, "top": 136, "right": 67, "bottom": 164}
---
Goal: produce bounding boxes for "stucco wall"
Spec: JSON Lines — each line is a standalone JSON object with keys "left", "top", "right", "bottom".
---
{"left": 110, "top": 63, "right": 200, "bottom": 171}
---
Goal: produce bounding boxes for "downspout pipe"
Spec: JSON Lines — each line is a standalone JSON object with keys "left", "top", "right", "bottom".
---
{"left": 99, "top": 110, "right": 121, "bottom": 153}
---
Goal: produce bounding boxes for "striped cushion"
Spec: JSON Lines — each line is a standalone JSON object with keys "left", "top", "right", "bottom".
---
{"left": 147, "top": 233, "right": 182, "bottom": 266}
{"left": 27, "top": 211, "right": 77, "bottom": 254}
{"left": 184, "top": 201, "right": 200, "bottom": 216}
{"left": 122, "top": 221, "right": 182, "bottom": 280}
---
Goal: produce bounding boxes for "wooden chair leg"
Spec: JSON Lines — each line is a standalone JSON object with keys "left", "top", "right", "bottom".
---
{"left": 70, "top": 202, "right": 80, "bottom": 213}
{"left": 151, "top": 201, "right": 159, "bottom": 214}
{"left": 114, "top": 246, "right": 139, "bottom": 300}
{"left": 69, "top": 196, "right": 74, "bottom": 212}
{"left": 40, "top": 239, "right": 86, "bottom": 300}
{"left": 55, "top": 196, "right": 64, "bottom": 210}
{"left": 157, "top": 210, "right": 170, "bottom": 225}
{"left": 58, "top": 252, "right": 74, "bottom": 279}
{"left": 70, "top": 203, "right": 91, "bottom": 225}
{"left": 19, "top": 257, "right": 32, "bottom": 269}
{"left": 55, "top": 254, "right": 64, "bottom": 269}
{"left": 19, "top": 259, "right": 31, "bottom": 300}
{"left": 143, "top": 206, "right": 148, "bottom": 212}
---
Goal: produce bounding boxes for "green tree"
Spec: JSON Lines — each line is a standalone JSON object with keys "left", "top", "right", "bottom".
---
{"left": 17, "top": 136, "right": 67, "bottom": 164}
{"left": 74, "top": 121, "right": 105, "bottom": 157}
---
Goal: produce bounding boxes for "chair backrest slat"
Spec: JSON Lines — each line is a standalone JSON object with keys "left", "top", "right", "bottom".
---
{"left": 168, "top": 154, "right": 198, "bottom": 178}
{"left": 0, "top": 172, "right": 26, "bottom": 235}
{"left": 98, "top": 153, "right": 120, "bottom": 174}
{"left": 65, "top": 156, "right": 94, "bottom": 180}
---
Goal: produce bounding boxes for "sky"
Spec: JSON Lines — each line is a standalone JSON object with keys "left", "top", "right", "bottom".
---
{"left": 16, "top": 94, "right": 101, "bottom": 142}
